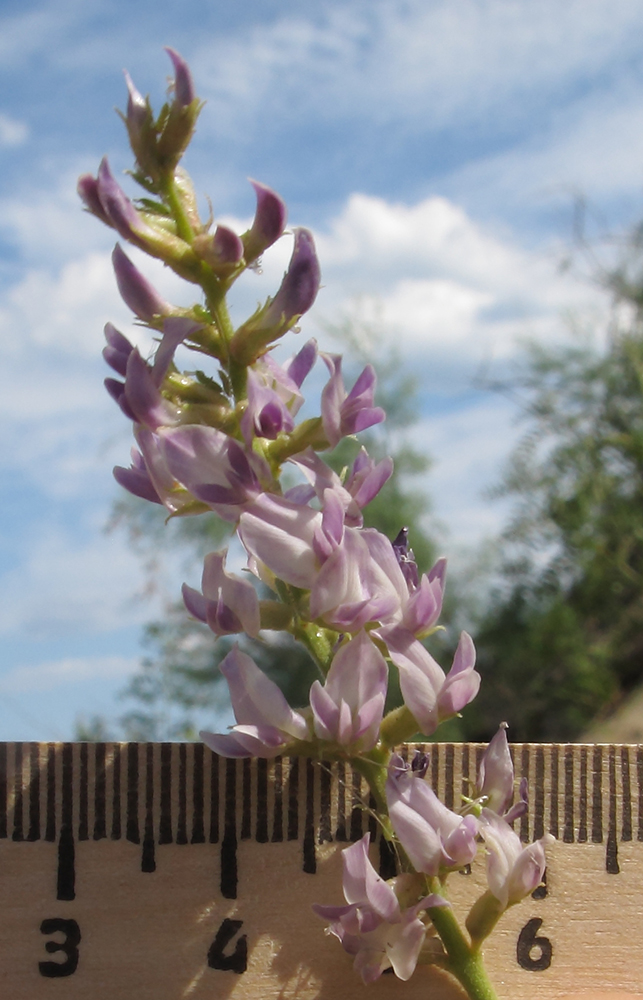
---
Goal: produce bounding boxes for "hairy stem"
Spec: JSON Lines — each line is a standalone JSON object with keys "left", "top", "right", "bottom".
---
{"left": 428, "top": 904, "right": 500, "bottom": 1000}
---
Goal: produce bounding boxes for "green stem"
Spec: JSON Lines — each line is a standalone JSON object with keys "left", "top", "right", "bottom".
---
{"left": 351, "top": 751, "right": 389, "bottom": 816}
{"left": 428, "top": 904, "right": 499, "bottom": 1000}
{"left": 162, "top": 174, "right": 194, "bottom": 244}
{"left": 292, "top": 621, "right": 336, "bottom": 675}
{"left": 378, "top": 704, "right": 420, "bottom": 747}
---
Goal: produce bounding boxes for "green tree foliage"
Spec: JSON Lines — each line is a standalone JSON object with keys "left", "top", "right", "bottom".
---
{"left": 468, "top": 263, "right": 643, "bottom": 740}
{"left": 86, "top": 323, "right": 443, "bottom": 740}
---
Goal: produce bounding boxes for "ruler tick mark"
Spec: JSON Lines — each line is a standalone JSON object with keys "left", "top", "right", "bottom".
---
{"left": 142, "top": 743, "right": 156, "bottom": 873}
{"left": 57, "top": 743, "right": 75, "bottom": 900}
{"left": 221, "top": 758, "right": 238, "bottom": 899}
{"left": 241, "top": 759, "right": 251, "bottom": 840}
{"left": 28, "top": 743, "right": 40, "bottom": 842}
{"left": 271, "top": 755, "right": 283, "bottom": 843}
{"left": 519, "top": 746, "right": 530, "bottom": 843}
{"left": 45, "top": 743, "right": 55, "bottom": 842}
{"left": 111, "top": 744, "right": 121, "bottom": 841}
{"left": 12, "top": 743, "right": 23, "bottom": 842}
{"left": 177, "top": 744, "right": 188, "bottom": 845}
{"left": 303, "top": 758, "right": 316, "bottom": 874}
{"left": 126, "top": 744, "right": 140, "bottom": 845}
{"left": 592, "top": 745, "right": 603, "bottom": 844}
{"left": 563, "top": 747, "right": 574, "bottom": 843}
{"left": 622, "top": 746, "right": 632, "bottom": 842}
{"left": 159, "top": 743, "right": 172, "bottom": 845}
{"left": 191, "top": 742, "right": 205, "bottom": 844}
{"left": 93, "top": 742, "right": 106, "bottom": 840}
{"left": 287, "top": 757, "right": 299, "bottom": 841}
{"left": 256, "top": 757, "right": 268, "bottom": 843}
{"left": 578, "top": 746, "right": 588, "bottom": 843}
{"left": 606, "top": 745, "right": 620, "bottom": 874}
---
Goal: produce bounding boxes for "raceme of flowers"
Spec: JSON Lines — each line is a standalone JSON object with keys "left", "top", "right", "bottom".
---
{"left": 83, "top": 49, "right": 553, "bottom": 1000}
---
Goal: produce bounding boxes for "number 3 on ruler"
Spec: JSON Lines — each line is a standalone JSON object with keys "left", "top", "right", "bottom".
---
{"left": 39, "top": 918, "right": 81, "bottom": 978}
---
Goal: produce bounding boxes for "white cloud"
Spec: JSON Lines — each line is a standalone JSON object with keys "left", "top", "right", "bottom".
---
{"left": 0, "top": 654, "right": 137, "bottom": 693}
{"left": 0, "top": 113, "right": 28, "bottom": 147}
{"left": 409, "top": 395, "right": 520, "bottom": 553}
{"left": 310, "top": 193, "right": 608, "bottom": 388}
{"left": 194, "top": 0, "right": 643, "bottom": 138}
{"left": 0, "top": 524, "right": 177, "bottom": 639}
{"left": 444, "top": 83, "right": 643, "bottom": 217}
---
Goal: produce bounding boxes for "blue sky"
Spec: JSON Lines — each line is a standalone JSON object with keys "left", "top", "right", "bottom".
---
{"left": 2, "top": 0, "right": 643, "bottom": 739}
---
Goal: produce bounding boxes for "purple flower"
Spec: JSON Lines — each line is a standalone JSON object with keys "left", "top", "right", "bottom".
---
{"left": 238, "top": 495, "right": 408, "bottom": 631}
{"left": 113, "top": 446, "right": 163, "bottom": 505}
{"left": 320, "top": 354, "right": 385, "bottom": 448}
{"left": 310, "top": 523, "right": 406, "bottom": 632}
{"left": 130, "top": 426, "right": 204, "bottom": 514}
{"left": 392, "top": 527, "right": 419, "bottom": 590}
{"left": 242, "top": 179, "right": 287, "bottom": 264}
{"left": 80, "top": 157, "right": 153, "bottom": 245}
{"left": 387, "top": 553, "right": 446, "bottom": 639}
{"left": 284, "top": 337, "right": 318, "bottom": 388}
{"left": 238, "top": 493, "right": 320, "bottom": 588}
{"left": 77, "top": 174, "right": 111, "bottom": 226}
{"left": 345, "top": 448, "right": 394, "bottom": 515}
{"left": 112, "top": 244, "right": 171, "bottom": 322}
{"left": 309, "top": 631, "right": 387, "bottom": 750}
{"left": 386, "top": 756, "right": 478, "bottom": 876}
{"left": 103, "top": 323, "right": 134, "bottom": 377}
{"left": 158, "top": 425, "right": 263, "bottom": 521}
{"left": 103, "top": 318, "right": 199, "bottom": 429}
{"left": 240, "top": 368, "right": 295, "bottom": 444}
{"left": 194, "top": 225, "right": 245, "bottom": 275}
{"left": 266, "top": 228, "right": 320, "bottom": 323}
{"left": 313, "top": 834, "right": 446, "bottom": 983}
{"left": 230, "top": 229, "right": 321, "bottom": 365}
{"left": 383, "top": 630, "right": 480, "bottom": 736}
{"left": 183, "top": 550, "right": 260, "bottom": 638}
{"left": 476, "top": 723, "right": 527, "bottom": 819}
{"left": 437, "top": 631, "right": 481, "bottom": 718}
{"left": 247, "top": 344, "right": 315, "bottom": 431}
{"left": 289, "top": 447, "right": 392, "bottom": 527}
{"left": 479, "top": 810, "right": 552, "bottom": 909}
{"left": 200, "top": 646, "right": 309, "bottom": 758}
{"left": 120, "top": 348, "right": 179, "bottom": 429}
{"left": 152, "top": 317, "right": 202, "bottom": 383}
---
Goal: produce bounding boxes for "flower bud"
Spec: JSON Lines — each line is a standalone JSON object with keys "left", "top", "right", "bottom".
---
{"left": 165, "top": 47, "right": 196, "bottom": 107}
{"left": 77, "top": 174, "right": 111, "bottom": 225}
{"left": 193, "top": 225, "right": 244, "bottom": 277}
{"left": 121, "top": 71, "right": 157, "bottom": 177}
{"left": 242, "top": 180, "right": 287, "bottom": 264}
{"left": 103, "top": 323, "right": 134, "bottom": 377}
{"left": 112, "top": 243, "right": 171, "bottom": 322}
{"left": 476, "top": 723, "right": 514, "bottom": 815}
{"left": 94, "top": 157, "right": 154, "bottom": 243}
{"left": 230, "top": 228, "right": 321, "bottom": 365}
{"left": 79, "top": 157, "right": 202, "bottom": 277}
{"left": 156, "top": 48, "right": 201, "bottom": 173}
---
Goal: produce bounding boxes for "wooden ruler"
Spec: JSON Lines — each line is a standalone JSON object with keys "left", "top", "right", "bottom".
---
{"left": 0, "top": 741, "right": 642, "bottom": 1000}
